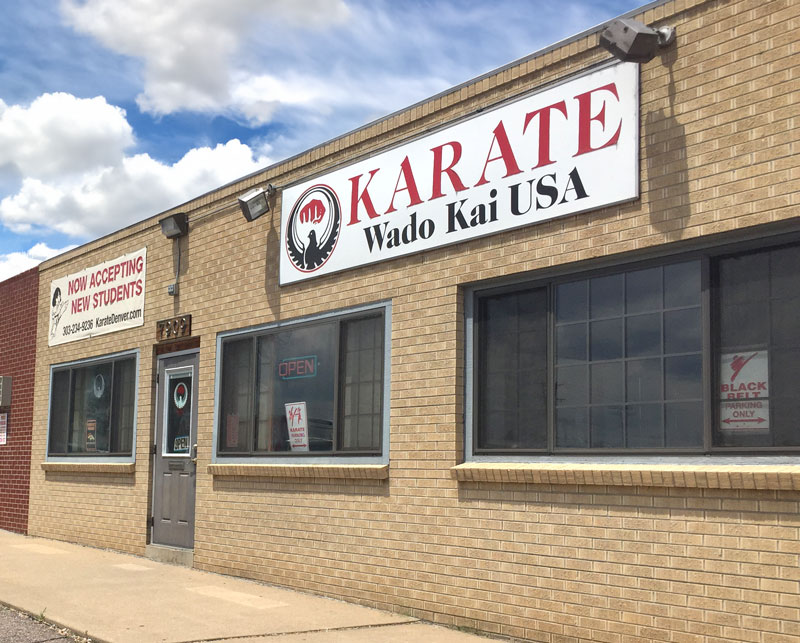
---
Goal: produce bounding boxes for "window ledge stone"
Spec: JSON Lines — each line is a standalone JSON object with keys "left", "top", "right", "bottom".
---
{"left": 41, "top": 462, "right": 135, "bottom": 474}
{"left": 208, "top": 463, "right": 389, "bottom": 480}
{"left": 451, "top": 462, "right": 800, "bottom": 490}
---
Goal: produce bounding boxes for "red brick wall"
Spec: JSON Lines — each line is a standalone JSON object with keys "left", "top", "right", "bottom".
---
{"left": 0, "top": 268, "right": 38, "bottom": 534}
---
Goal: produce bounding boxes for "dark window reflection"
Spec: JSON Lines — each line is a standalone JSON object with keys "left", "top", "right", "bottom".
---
{"left": 478, "top": 288, "right": 547, "bottom": 450}
{"left": 554, "top": 261, "right": 702, "bottom": 450}
{"left": 715, "top": 245, "right": 800, "bottom": 448}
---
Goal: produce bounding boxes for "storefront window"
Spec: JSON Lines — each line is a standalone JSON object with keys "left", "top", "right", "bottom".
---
{"left": 472, "top": 241, "right": 800, "bottom": 454}
{"left": 48, "top": 353, "right": 137, "bottom": 456}
{"left": 217, "top": 312, "right": 385, "bottom": 456}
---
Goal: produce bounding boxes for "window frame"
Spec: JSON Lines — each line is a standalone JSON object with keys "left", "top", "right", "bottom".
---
{"left": 46, "top": 349, "right": 140, "bottom": 462}
{"left": 212, "top": 302, "right": 391, "bottom": 465}
{"left": 466, "top": 233, "right": 800, "bottom": 459}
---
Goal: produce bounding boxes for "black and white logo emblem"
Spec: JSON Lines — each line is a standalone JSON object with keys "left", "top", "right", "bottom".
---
{"left": 286, "top": 185, "right": 341, "bottom": 272}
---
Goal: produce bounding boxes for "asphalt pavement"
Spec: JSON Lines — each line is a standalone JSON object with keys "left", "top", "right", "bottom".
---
{"left": 0, "top": 604, "right": 88, "bottom": 643}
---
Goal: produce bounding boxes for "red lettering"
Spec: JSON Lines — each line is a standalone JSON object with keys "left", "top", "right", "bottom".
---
{"left": 574, "top": 83, "right": 622, "bottom": 157}
{"left": 430, "top": 141, "right": 467, "bottom": 200}
{"left": 474, "top": 121, "right": 523, "bottom": 187}
{"left": 304, "top": 359, "right": 315, "bottom": 375}
{"left": 385, "top": 156, "right": 424, "bottom": 214}
{"left": 348, "top": 169, "right": 381, "bottom": 226}
{"left": 523, "top": 100, "right": 568, "bottom": 168}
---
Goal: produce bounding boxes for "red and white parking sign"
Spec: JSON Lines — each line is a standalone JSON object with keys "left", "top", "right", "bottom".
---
{"left": 719, "top": 351, "right": 769, "bottom": 431}
{"left": 284, "top": 401, "right": 309, "bottom": 452}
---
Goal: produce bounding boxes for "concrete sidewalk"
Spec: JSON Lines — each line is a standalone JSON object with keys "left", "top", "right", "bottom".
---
{"left": 0, "top": 531, "right": 494, "bottom": 643}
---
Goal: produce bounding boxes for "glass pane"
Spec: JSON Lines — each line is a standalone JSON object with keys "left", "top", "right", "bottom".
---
{"left": 719, "top": 253, "right": 768, "bottom": 310}
{"left": 665, "top": 355, "right": 702, "bottom": 400}
{"left": 255, "top": 336, "right": 276, "bottom": 451}
{"left": 260, "top": 323, "right": 337, "bottom": 452}
{"left": 590, "top": 406, "right": 623, "bottom": 448}
{"left": 478, "top": 289, "right": 547, "bottom": 450}
{"left": 770, "top": 297, "right": 800, "bottom": 348}
{"left": 70, "top": 362, "right": 112, "bottom": 453}
{"left": 626, "top": 359, "right": 662, "bottom": 402}
{"left": 771, "top": 246, "right": 800, "bottom": 299}
{"left": 664, "top": 261, "right": 701, "bottom": 308}
{"left": 591, "top": 362, "right": 623, "bottom": 404}
{"left": 626, "top": 313, "right": 661, "bottom": 357}
{"left": 556, "top": 280, "right": 586, "bottom": 323}
{"left": 591, "top": 274, "right": 623, "bottom": 318}
{"left": 591, "top": 318, "right": 622, "bottom": 360}
{"left": 556, "top": 323, "right": 586, "bottom": 364}
{"left": 769, "top": 398, "right": 800, "bottom": 447}
{"left": 556, "top": 365, "right": 588, "bottom": 406}
{"left": 556, "top": 407, "right": 588, "bottom": 448}
{"left": 719, "top": 302, "right": 768, "bottom": 349}
{"left": 48, "top": 370, "right": 71, "bottom": 455}
{"left": 218, "top": 338, "right": 253, "bottom": 453}
{"left": 165, "top": 375, "right": 192, "bottom": 454}
{"left": 340, "top": 317, "right": 383, "bottom": 452}
{"left": 626, "top": 267, "right": 661, "bottom": 314}
{"left": 765, "top": 348, "right": 800, "bottom": 447}
{"left": 111, "top": 358, "right": 136, "bottom": 454}
{"left": 626, "top": 404, "right": 663, "bottom": 448}
{"left": 664, "top": 308, "right": 701, "bottom": 354}
{"left": 665, "top": 401, "right": 703, "bottom": 447}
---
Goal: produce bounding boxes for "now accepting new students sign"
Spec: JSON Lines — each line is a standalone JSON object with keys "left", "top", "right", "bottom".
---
{"left": 280, "top": 62, "right": 639, "bottom": 285}
{"left": 48, "top": 248, "right": 147, "bottom": 346}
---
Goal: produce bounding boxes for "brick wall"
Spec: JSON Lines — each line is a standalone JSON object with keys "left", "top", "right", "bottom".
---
{"left": 0, "top": 268, "right": 38, "bottom": 534}
{"left": 29, "top": 0, "right": 800, "bottom": 641}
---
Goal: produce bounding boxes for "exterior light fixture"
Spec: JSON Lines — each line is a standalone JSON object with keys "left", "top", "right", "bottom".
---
{"left": 600, "top": 18, "right": 676, "bottom": 63}
{"left": 239, "top": 184, "right": 276, "bottom": 222}
{"left": 159, "top": 212, "right": 189, "bottom": 239}
{"left": 158, "top": 212, "right": 188, "bottom": 296}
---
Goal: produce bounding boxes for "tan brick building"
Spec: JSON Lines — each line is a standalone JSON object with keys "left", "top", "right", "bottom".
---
{"left": 28, "top": 0, "right": 800, "bottom": 641}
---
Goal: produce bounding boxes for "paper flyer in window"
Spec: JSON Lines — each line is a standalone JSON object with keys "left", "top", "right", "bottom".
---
{"left": 719, "top": 351, "right": 769, "bottom": 431}
{"left": 0, "top": 413, "right": 7, "bottom": 446}
{"left": 285, "top": 402, "right": 309, "bottom": 452}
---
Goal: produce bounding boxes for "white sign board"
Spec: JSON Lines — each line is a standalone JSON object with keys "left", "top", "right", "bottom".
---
{"left": 284, "top": 401, "right": 309, "bottom": 451}
{"left": 49, "top": 248, "right": 147, "bottom": 346}
{"left": 280, "top": 62, "right": 639, "bottom": 284}
{"left": 719, "top": 351, "right": 769, "bottom": 431}
{"left": 0, "top": 413, "right": 6, "bottom": 446}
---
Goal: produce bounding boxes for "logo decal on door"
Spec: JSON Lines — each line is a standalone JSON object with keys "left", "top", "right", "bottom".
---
{"left": 174, "top": 382, "right": 189, "bottom": 409}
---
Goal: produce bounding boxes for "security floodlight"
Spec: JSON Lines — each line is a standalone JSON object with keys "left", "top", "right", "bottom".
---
{"left": 600, "top": 18, "right": 676, "bottom": 63}
{"left": 159, "top": 212, "right": 189, "bottom": 239}
{"left": 239, "top": 184, "right": 276, "bottom": 222}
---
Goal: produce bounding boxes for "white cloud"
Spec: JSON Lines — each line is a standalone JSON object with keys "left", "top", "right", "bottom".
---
{"left": 60, "top": 0, "right": 351, "bottom": 118}
{"left": 0, "top": 242, "right": 76, "bottom": 282}
{"left": 56, "top": 0, "right": 623, "bottom": 145}
{"left": 0, "top": 93, "right": 133, "bottom": 179}
{"left": 0, "top": 92, "right": 270, "bottom": 239}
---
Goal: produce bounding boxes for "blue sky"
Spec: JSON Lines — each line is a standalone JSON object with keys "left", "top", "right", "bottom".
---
{"left": 0, "top": 0, "right": 644, "bottom": 280}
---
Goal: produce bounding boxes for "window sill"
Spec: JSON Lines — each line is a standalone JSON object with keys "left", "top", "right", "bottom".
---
{"left": 451, "top": 462, "right": 800, "bottom": 490}
{"left": 41, "top": 462, "right": 135, "bottom": 474}
{"left": 208, "top": 463, "right": 389, "bottom": 480}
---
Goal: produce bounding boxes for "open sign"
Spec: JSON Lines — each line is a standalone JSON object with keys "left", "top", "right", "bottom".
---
{"left": 278, "top": 355, "right": 317, "bottom": 380}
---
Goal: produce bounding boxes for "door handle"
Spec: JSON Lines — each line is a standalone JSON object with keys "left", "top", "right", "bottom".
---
{"left": 191, "top": 443, "right": 198, "bottom": 464}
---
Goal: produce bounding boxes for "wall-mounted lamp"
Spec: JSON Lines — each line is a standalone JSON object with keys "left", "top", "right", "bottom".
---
{"left": 600, "top": 18, "right": 676, "bottom": 63}
{"left": 239, "top": 184, "right": 276, "bottom": 222}
{"left": 159, "top": 212, "right": 188, "bottom": 296}
{"left": 159, "top": 212, "right": 189, "bottom": 239}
